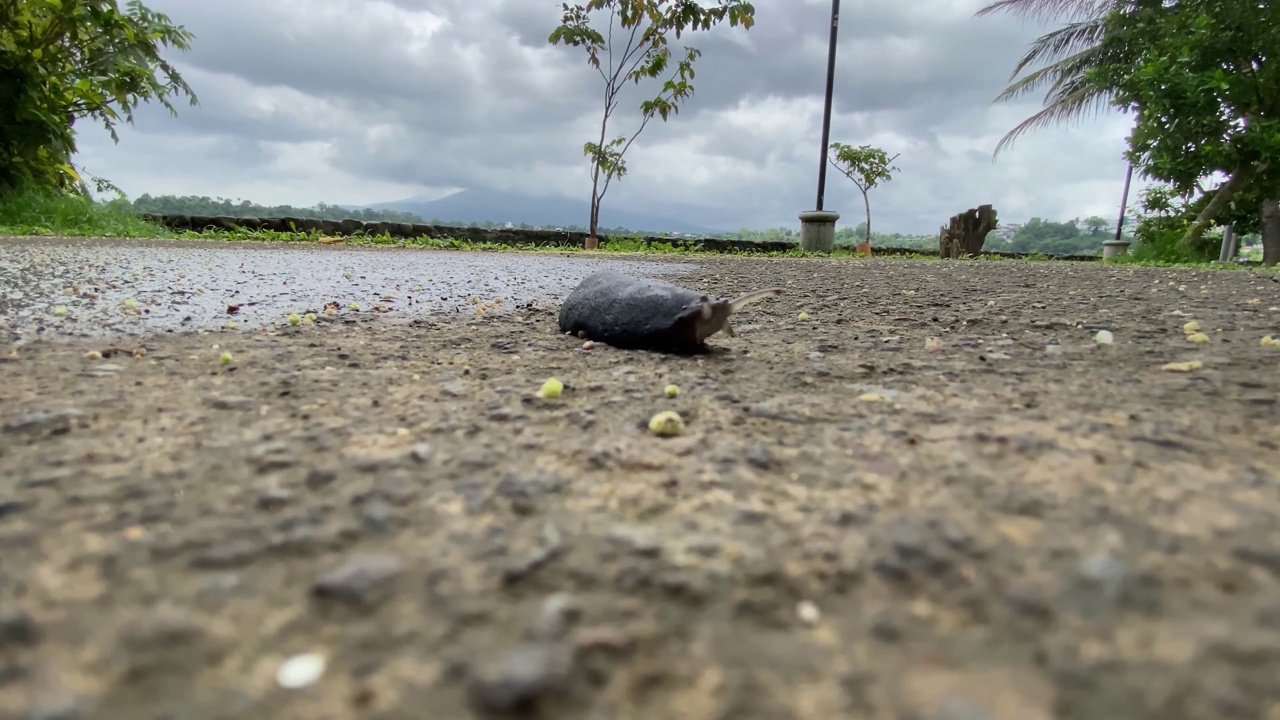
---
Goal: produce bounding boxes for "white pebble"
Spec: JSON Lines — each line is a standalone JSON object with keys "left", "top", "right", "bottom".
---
{"left": 276, "top": 652, "right": 326, "bottom": 689}
{"left": 1093, "top": 330, "right": 1114, "bottom": 345}
{"left": 796, "top": 600, "right": 821, "bottom": 625}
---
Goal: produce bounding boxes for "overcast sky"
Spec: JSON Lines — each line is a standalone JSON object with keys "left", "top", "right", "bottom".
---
{"left": 73, "top": 0, "right": 1144, "bottom": 234}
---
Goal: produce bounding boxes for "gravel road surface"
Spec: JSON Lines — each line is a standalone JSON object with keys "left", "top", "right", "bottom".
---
{"left": 2, "top": 251, "right": 1280, "bottom": 720}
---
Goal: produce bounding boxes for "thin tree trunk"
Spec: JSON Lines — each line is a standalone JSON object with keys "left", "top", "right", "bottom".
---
{"left": 586, "top": 89, "right": 612, "bottom": 251}
{"left": 587, "top": 195, "right": 601, "bottom": 250}
{"left": 862, "top": 191, "right": 871, "bottom": 246}
{"left": 1262, "top": 198, "right": 1280, "bottom": 267}
{"left": 1180, "top": 162, "right": 1261, "bottom": 247}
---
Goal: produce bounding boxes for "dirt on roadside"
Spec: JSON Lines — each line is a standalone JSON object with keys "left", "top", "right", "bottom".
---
{"left": 2, "top": 254, "right": 1280, "bottom": 720}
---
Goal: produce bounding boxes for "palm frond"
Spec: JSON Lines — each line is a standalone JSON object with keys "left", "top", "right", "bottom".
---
{"left": 995, "top": 43, "right": 1103, "bottom": 102}
{"left": 1006, "top": 19, "right": 1107, "bottom": 80}
{"left": 974, "top": 0, "right": 1117, "bottom": 24}
{"left": 992, "top": 77, "right": 1117, "bottom": 156}
{"left": 981, "top": 0, "right": 1131, "bottom": 159}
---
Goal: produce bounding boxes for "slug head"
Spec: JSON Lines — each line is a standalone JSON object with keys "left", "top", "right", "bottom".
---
{"left": 678, "top": 287, "right": 783, "bottom": 346}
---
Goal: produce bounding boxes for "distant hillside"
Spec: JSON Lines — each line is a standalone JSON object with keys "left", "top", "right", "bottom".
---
{"left": 357, "top": 188, "right": 724, "bottom": 236}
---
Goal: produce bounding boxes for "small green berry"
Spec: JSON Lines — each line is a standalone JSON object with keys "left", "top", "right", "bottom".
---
{"left": 219, "top": 351, "right": 233, "bottom": 365}
{"left": 537, "top": 377, "right": 563, "bottom": 399}
{"left": 664, "top": 384, "right": 680, "bottom": 398}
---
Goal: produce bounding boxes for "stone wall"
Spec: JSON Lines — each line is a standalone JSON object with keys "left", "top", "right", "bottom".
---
{"left": 138, "top": 213, "right": 1102, "bottom": 261}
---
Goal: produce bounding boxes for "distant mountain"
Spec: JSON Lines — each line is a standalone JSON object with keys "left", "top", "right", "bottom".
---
{"left": 355, "top": 188, "right": 725, "bottom": 235}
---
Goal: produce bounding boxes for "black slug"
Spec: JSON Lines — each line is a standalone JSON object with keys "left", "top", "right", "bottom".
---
{"left": 557, "top": 270, "right": 782, "bottom": 353}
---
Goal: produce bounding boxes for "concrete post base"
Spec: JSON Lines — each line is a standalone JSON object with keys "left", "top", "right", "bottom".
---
{"left": 1101, "top": 240, "right": 1130, "bottom": 259}
{"left": 799, "top": 210, "right": 840, "bottom": 253}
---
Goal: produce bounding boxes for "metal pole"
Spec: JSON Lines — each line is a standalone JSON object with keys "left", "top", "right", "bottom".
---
{"left": 814, "top": 0, "right": 841, "bottom": 211}
{"left": 1114, "top": 162, "right": 1133, "bottom": 241}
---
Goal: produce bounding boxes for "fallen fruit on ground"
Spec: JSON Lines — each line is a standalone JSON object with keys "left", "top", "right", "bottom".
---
{"left": 648, "top": 410, "right": 684, "bottom": 436}
{"left": 537, "top": 377, "right": 563, "bottom": 399}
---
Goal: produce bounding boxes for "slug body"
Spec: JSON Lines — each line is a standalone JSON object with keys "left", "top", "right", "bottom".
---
{"left": 557, "top": 270, "right": 781, "bottom": 354}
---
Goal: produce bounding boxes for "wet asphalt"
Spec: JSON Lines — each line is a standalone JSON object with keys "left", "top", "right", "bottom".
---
{"left": 0, "top": 236, "right": 695, "bottom": 342}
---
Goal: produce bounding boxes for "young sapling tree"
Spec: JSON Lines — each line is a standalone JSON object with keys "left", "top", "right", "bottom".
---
{"left": 549, "top": 0, "right": 756, "bottom": 249}
{"left": 828, "top": 142, "right": 900, "bottom": 251}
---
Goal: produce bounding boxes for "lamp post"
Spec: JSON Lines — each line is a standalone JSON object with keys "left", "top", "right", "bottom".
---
{"left": 798, "top": 0, "right": 841, "bottom": 252}
{"left": 1102, "top": 161, "right": 1133, "bottom": 259}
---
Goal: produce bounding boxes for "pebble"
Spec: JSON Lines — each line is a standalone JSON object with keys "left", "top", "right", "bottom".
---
{"left": 249, "top": 441, "right": 297, "bottom": 472}
{"left": 207, "top": 395, "right": 257, "bottom": 411}
{"left": 0, "top": 609, "right": 40, "bottom": 647}
{"left": 116, "top": 604, "right": 218, "bottom": 661}
{"left": 502, "top": 522, "right": 565, "bottom": 584}
{"left": 0, "top": 499, "right": 32, "bottom": 518}
{"left": 494, "top": 471, "right": 568, "bottom": 505}
{"left": 304, "top": 466, "right": 338, "bottom": 489}
{"left": 256, "top": 488, "right": 293, "bottom": 511}
{"left": 870, "top": 613, "right": 901, "bottom": 642}
{"left": 875, "top": 520, "right": 956, "bottom": 580}
{"left": 1232, "top": 542, "right": 1280, "bottom": 577}
{"left": 468, "top": 642, "right": 573, "bottom": 714}
{"left": 745, "top": 443, "right": 775, "bottom": 470}
{"left": 2, "top": 407, "right": 82, "bottom": 436}
{"left": 408, "top": 443, "right": 434, "bottom": 463}
{"left": 1076, "top": 551, "right": 1126, "bottom": 598}
{"left": 796, "top": 600, "right": 821, "bottom": 625}
{"left": 190, "top": 538, "right": 265, "bottom": 569}
{"left": 605, "top": 525, "right": 662, "bottom": 557}
{"left": 79, "top": 365, "right": 122, "bottom": 378}
{"left": 359, "top": 497, "right": 396, "bottom": 533}
{"left": 530, "top": 592, "right": 581, "bottom": 641}
{"left": 312, "top": 553, "right": 406, "bottom": 608}
{"left": 276, "top": 652, "right": 326, "bottom": 689}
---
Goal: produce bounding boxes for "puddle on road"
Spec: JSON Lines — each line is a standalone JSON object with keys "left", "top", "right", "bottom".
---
{"left": 0, "top": 236, "right": 696, "bottom": 341}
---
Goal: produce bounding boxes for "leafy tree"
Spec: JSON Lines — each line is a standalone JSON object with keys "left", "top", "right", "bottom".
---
{"left": 548, "top": 0, "right": 756, "bottom": 248}
{"left": 1083, "top": 215, "right": 1108, "bottom": 236}
{"left": 1088, "top": 0, "right": 1280, "bottom": 260}
{"left": 1126, "top": 183, "right": 1221, "bottom": 263}
{"left": 827, "top": 142, "right": 899, "bottom": 247}
{"left": 0, "top": 0, "right": 197, "bottom": 195}
{"left": 1006, "top": 217, "right": 1106, "bottom": 254}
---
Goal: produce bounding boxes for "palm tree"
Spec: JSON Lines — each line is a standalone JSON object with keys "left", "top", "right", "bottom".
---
{"left": 975, "top": 0, "right": 1124, "bottom": 158}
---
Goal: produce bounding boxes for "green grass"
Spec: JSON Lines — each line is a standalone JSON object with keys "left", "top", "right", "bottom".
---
{"left": 0, "top": 186, "right": 166, "bottom": 237}
{"left": 2, "top": 187, "right": 1273, "bottom": 271}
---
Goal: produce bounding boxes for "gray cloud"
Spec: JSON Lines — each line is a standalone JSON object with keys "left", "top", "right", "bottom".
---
{"left": 73, "top": 0, "right": 1141, "bottom": 234}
